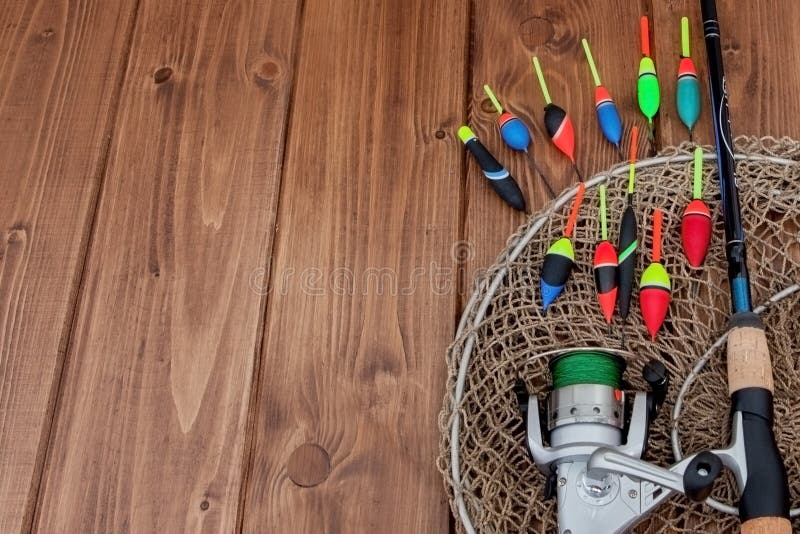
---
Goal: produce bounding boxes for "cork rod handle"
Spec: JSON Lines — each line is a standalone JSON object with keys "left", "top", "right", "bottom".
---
{"left": 727, "top": 326, "right": 773, "bottom": 394}
{"left": 727, "top": 321, "right": 791, "bottom": 532}
{"left": 741, "top": 517, "right": 791, "bottom": 534}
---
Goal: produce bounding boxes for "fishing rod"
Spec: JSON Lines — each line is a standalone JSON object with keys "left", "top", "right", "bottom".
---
{"left": 700, "top": 0, "right": 791, "bottom": 530}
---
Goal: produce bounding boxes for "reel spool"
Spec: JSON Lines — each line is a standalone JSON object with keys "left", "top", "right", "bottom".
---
{"left": 546, "top": 351, "right": 629, "bottom": 459}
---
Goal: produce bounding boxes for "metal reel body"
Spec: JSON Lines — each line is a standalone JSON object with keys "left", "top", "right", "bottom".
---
{"left": 523, "top": 348, "right": 724, "bottom": 534}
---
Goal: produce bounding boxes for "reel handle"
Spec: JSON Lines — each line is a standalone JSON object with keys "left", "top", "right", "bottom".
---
{"left": 727, "top": 314, "right": 791, "bottom": 533}
{"left": 642, "top": 359, "right": 669, "bottom": 421}
{"left": 683, "top": 452, "right": 722, "bottom": 502}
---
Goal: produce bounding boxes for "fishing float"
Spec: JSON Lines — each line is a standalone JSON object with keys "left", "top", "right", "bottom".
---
{"left": 639, "top": 209, "right": 671, "bottom": 341}
{"left": 617, "top": 126, "right": 639, "bottom": 323}
{"left": 637, "top": 16, "right": 660, "bottom": 140}
{"left": 681, "top": 147, "right": 712, "bottom": 267}
{"left": 581, "top": 39, "right": 624, "bottom": 157}
{"left": 676, "top": 16, "right": 701, "bottom": 138}
{"left": 593, "top": 184, "right": 618, "bottom": 324}
{"left": 531, "top": 57, "right": 583, "bottom": 181}
{"left": 458, "top": 126, "right": 527, "bottom": 211}
{"left": 482, "top": 84, "right": 555, "bottom": 198}
{"left": 540, "top": 182, "right": 586, "bottom": 311}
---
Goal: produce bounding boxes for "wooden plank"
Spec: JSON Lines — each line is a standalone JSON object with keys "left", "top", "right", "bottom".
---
{"left": 652, "top": 0, "right": 800, "bottom": 146}
{"left": 464, "top": 2, "right": 646, "bottom": 295}
{"left": 33, "top": 1, "right": 301, "bottom": 532}
{"left": 0, "top": 2, "right": 138, "bottom": 532}
{"left": 241, "top": 0, "right": 467, "bottom": 532}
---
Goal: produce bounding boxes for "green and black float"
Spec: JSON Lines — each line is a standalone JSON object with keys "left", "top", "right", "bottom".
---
{"left": 617, "top": 126, "right": 640, "bottom": 322}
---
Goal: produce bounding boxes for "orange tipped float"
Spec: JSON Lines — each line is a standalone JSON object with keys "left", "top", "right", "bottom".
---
{"left": 540, "top": 183, "right": 586, "bottom": 311}
{"left": 640, "top": 209, "right": 671, "bottom": 341}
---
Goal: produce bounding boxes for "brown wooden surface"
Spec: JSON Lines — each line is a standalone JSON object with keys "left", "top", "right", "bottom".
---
{"left": 0, "top": 1, "right": 138, "bottom": 532}
{"left": 32, "top": 0, "right": 301, "bottom": 532}
{"left": 0, "top": 1, "right": 798, "bottom": 532}
{"left": 240, "top": 0, "right": 466, "bottom": 531}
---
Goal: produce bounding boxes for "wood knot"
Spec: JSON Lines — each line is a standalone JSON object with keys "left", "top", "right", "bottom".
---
{"left": 199, "top": 500, "right": 209, "bottom": 511}
{"left": 435, "top": 130, "right": 446, "bottom": 140}
{"left": 153, "top": 67, "right": 173, "bottom": 84}
{"left": 254, "top": 60, "right": 280, "bottom": 87}
{"left": 41, "top": 29, "right": 54, "bottom": 38}
{"left": 7, "top": 226, "right": 26, "bottom": 244}
{"left": 723, "top": 39, "right": 741, "bottom": 55}
{"left": 287, "top": 443, "right": 330, "bottom": 487}
{"left": 519, "top": 15, "right": 556, "bottom": 50}
{"left": 480, "top": 98, "right": 496, "bottom": 114}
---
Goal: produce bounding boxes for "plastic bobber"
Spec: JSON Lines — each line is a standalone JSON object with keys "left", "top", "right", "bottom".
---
{"left": 593, "top": 184, "right": 618, "bottom": 324}
{"left": 676, "top": 17, "right": 701, "bottom": 137}
{"left": 681, "top": 147, "right": 712, "bottom": 267}
{"left": 540, "top": 183, "right": 586, "bottom": 311}
{"left": 458, "top": 126, "right": 527, "bottom": 211}
{"left": 581, "top": 39, "right": 623, "bottom": 155}
{"left": 483, "top": 84, "right": 554, "bottom": 197}
{"left": 637, "top": 16, "right": 660, "bottom": 139}
{"left": 531, "top": 57, "right": 581, "bottom": 181}
{"left": 639, "top": 209, "right": 671, "bottom": 341}
{"left": 617, "top": 126, "right": 640, "bottom": 321}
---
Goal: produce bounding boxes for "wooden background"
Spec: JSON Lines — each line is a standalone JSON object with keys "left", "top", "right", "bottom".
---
{"left": 0, "top": 0, "right": 798, "bottom": 532}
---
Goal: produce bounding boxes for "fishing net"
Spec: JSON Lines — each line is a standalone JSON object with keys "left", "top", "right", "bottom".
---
{"left": 439, "top": 136, "right": 800, "bottom": 533}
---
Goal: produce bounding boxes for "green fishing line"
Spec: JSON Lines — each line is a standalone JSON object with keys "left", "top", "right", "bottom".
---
{"left": 550, "top": 351, "right": 625, "bottom": 389}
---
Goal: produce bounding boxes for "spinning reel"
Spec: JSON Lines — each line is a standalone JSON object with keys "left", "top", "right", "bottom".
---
{"left": 517, "top": 348, "right": 755, "bottom": 534}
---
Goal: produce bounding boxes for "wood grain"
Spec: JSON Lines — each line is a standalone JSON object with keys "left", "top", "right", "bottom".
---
{"left": 241, "top": 0, "right": 467, "bottom": 532}
{"left": 652, "top": 0, "right": 800, "bottom": 144}
{"left": 0, "top": 2, "right": 138, "bottom": 532}
{"left": 464, "top": 0, "right": 646, "bottom": 294}
{"left": 33, "top": 1, "right": 301, "bottom": 532}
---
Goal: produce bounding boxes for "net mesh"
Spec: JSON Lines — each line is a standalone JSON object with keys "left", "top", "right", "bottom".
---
{"left": 439, "top": 137, "right": 800, "bottom": 533}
